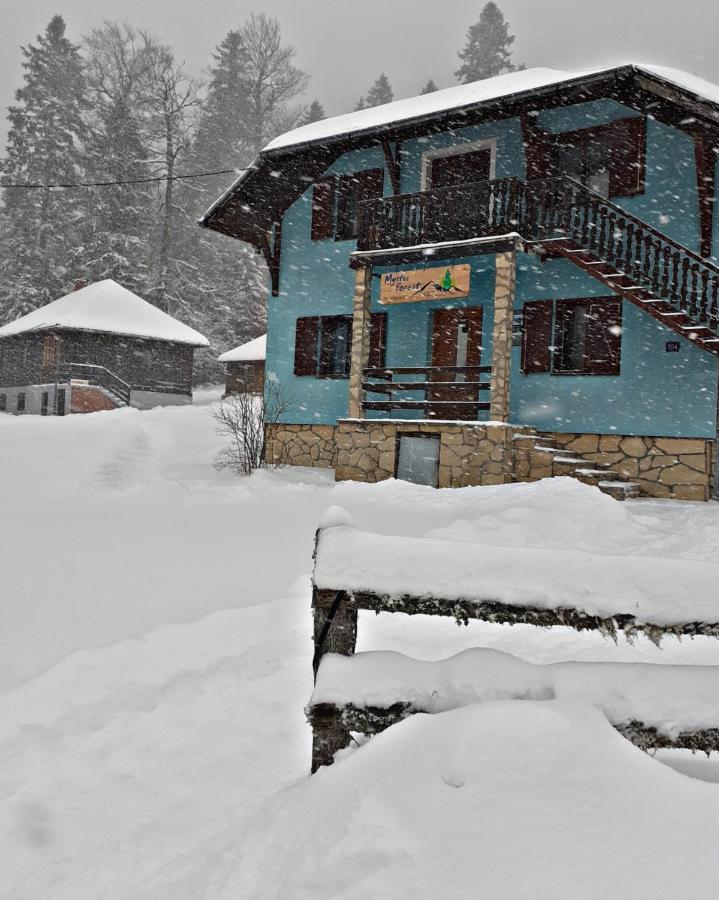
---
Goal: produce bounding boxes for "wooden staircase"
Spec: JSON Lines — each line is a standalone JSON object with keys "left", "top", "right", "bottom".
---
{"left": 522, "top": 177, "right": 719, "bottom": 354}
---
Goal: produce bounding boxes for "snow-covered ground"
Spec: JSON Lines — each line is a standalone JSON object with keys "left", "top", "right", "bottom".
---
{"left": 1, "top": 395, "right": 719, "bottom": 898}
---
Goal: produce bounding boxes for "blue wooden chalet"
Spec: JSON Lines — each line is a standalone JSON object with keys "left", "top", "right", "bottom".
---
{"left": 201, "top": 65, "right": 719, "bottom": 500}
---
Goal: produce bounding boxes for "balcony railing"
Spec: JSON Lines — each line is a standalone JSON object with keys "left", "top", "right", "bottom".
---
{"left": 362, "top": 365, "right": 492, "bottom": 417}
{"left": 357, "top": 175, "right": 719, "bottom": 341}
{"left": 357, "top": 177, "right": 523, "bottom": 252}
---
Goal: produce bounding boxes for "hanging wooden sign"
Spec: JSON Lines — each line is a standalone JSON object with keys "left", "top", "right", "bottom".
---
{"left": 379, "top": 264, "right": 471, "bottom": 305}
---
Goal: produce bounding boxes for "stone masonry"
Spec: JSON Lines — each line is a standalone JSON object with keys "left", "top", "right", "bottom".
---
{"left": 265, "top": 423, "right": 337, "bottom": 468}
{"left": 333, "top": 419, "right": 528, "bottom": 488}
{"left": 265, "top": 421, "right": 714, "bottom": 500}
{"left": 544, "top": 432, "right": 714, "bottom": 501}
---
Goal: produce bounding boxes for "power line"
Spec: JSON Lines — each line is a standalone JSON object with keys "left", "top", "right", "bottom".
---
{"left": 0, "top": 167, "right": 246, "bottom": 190}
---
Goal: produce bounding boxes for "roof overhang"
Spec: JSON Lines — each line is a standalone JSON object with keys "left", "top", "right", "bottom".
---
{"left": 200, "top": 65, "right": 719, "bottom": 249}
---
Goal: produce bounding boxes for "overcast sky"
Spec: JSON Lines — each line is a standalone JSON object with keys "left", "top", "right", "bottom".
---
{"left": 1, "top": 0, "right": 719, "bottom": 152}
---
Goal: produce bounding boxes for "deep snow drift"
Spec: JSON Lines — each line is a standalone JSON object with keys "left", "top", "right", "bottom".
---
{"left": 1, "top": 398, "right": 719, "bottom": 898}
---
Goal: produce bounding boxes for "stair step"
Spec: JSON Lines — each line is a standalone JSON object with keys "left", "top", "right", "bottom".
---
{"left": 598, "top": 481, "right": 640, "bottom": 501}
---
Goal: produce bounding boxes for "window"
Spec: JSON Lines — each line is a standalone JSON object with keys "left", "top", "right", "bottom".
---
{"left": 57, "top": 389, "right": 66, "bottom": 417}
{"left": 0, "top": 394, "right": 6, "bottom": 412}
{"left": 552, "top": 118, "right": 645, "bottom": 198}
{"left": 294, "top": 312, "right": 387, "bottom": 378}
{"left": 41, "top": 392, "right": 49, "bottom": 416}
{"left": 311, "top": 169, "right": 385, "bottom": 241}
{"left": 396, "top": 434, "right": 440, "bottom": 487}
{"left": 521, "top": 297, "right": 622, "bottom": 376}
{"left": 17, "top": 392, "right": 26, "bottom": 412}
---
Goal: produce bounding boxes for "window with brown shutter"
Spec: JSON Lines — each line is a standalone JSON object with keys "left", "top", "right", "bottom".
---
{"left": 318, "top": 316, "right": 353, "bottom": 377}
{"left": 521, "top": 300, "right": 553, "bottom": 373}
{"left": 533, "top": 116, "right": 646, "bottom": 199}
{"left": 554, "top": 297, "right": 622, "bottom": 375}
{"left": 294, "top": 316, "right": 319, "bottom": 376}
{"left": 368, "top": 312, "right": 387, "bottom": 369}
{"left": 311, "top": 180, "right": 336, "bottom": 241}
{"left": 522, "top": 297, "right": 622, "bottom": 375}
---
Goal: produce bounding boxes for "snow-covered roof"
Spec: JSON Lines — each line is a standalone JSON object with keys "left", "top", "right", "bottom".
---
{"left": 264, "top": 63, "right": 719, "bottom": 153}
{"left": 0, "top": 280, "right": 209, "bottom": 347}
{"left": 218, "top": 334, "right": 266, "bottom": 363}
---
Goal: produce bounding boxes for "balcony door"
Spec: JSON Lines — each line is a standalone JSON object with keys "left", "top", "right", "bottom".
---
{"left": 428, "top": 307, "right": 484, "bottom": 420}
{"left": 426, "top": 145, "right": 494, "bottom": 242}
{"left": 429, "top": 147, "right": 492, "bottom": 189}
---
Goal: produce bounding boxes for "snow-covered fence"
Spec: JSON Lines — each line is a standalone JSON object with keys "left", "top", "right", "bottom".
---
{"left": 308, "top": 516, "right": 719, "bottom": 771}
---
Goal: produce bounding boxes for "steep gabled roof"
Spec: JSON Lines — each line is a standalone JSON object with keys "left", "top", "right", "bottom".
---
{"left": 218, "top": 334, "right": 266, "bottom": 362}
{"left": 0, "top": 280, "right": 209, "bottom": 347}
{"left": 200, "top": 63, "right": 719, "bottom": 248}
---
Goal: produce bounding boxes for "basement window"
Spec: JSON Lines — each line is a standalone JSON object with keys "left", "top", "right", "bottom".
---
{"left": 395, "top": 434, "right": 440, "bottom": 487}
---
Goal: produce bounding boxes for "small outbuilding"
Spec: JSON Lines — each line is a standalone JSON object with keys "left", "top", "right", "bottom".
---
{"left": 0, "top": 279, "right": 209, "bottom": 415}
{"left": 218, "top": 334, "right": 266, "bottom": 395}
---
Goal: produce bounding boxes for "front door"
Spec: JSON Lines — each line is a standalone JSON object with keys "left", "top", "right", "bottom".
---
{"left": 428, "top": 307, "right": 484, "bottom": 420}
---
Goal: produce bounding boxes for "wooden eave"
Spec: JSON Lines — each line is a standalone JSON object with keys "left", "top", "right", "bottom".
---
{"left": 201, "top": 65, "right": 719, "bottom": 249}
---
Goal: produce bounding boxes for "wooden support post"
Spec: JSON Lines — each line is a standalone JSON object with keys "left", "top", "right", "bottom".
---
{"left": 310, "top": 587, "right": 358, "bottom": 772}
{"left": 490, "top": 250, "right": 516, "bottom": 422}
{"left": 312, "top": 591, "right": 358, "bottom": 675}
{"left": 310, "top": 704, "right": 352, "bottom": 772}
{"left": 347, "top": 264, "right": 373, "bottom": 419}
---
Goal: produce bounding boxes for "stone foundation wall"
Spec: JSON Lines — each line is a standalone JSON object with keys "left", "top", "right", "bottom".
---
{"left": 264, "top": 421, "right": 715, "bottom": 501}
{"left": 335, "top": 419, "right": 527, "bottom": 488}
{"left": 265, "top": 423, "right": 338, "bottom": 468}
{"left": 545, "top": 432, "right": 714, "bottom": 501}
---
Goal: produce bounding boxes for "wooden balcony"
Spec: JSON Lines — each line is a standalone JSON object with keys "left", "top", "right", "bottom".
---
{"left": 356, "top": 178, "right": 523, "bottom": 253}
{"left": 362, "top": 365, "right": 492, "bottom": 418}
{"left": 354, "top": 174, "right": 719, "bottom": 353}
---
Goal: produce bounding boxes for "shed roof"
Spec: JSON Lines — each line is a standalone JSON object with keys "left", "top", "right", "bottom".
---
{"left": 218, "top": 334, "right": 266, "bottom": 362}
{"left": 0, "top": 280, "right": 209, "bottom": 347}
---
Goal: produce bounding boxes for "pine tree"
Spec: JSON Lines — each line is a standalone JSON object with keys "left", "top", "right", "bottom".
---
{"left": 0, "top": 16, "right": 87, "bottom": 320}
{"left": 455, "top": 3, "right": 520, "bottom": 84}
{"left": 180, "top": 29, "right": 267, "bottom": 381}
{"left": 298, "top": 100, "right": 326, "bottom": 126}
{"left": 421, "top": 79, "right": 439, "bottom": 94}
{"left": 355, "top": 73, "right": 394, "bottom": 110}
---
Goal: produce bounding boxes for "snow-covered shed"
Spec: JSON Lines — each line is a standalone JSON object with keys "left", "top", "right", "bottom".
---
{"left": 218, "top": 334, "right": 266, "bottom": 395}
{"left": 0, "top": 280, "right": 209, "bottom": 415}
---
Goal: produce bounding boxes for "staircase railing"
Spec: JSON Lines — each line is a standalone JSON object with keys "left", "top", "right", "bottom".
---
{"left": 522, "top": 176, "right": 719, "bottom": 332}
{"left": 56, "top": 363, "right": 132, "bottom": 406}
{"left": 358, "top": 175, "right": 719, "bottom": 334}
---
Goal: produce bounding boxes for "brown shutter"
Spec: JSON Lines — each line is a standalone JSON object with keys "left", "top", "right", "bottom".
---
{"left": 608, "top": 117, "right": 646, "bottom": 198}
{"left": 368, "top": 312, "right": 387, "bottom": 369}
{"left": 311, "top": 179, "right": 335, "bottom": 240}
{"left": 585, "top": 298, "right": 622, "bottom": 375}
{"left": 294, "top": 316, "right": 319, "bottom": 376}
{"left": 521, "top": 115, "right": 555, "bottom": 180}
{"left": 357, "top": 168, "right": 385, "bottom": 203}
{"left": 521, "top": 300, "right": 553, "bottom": 373}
